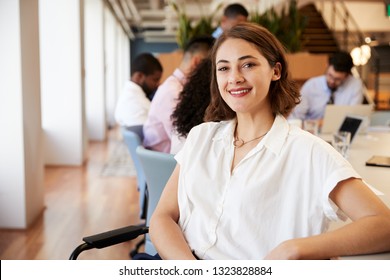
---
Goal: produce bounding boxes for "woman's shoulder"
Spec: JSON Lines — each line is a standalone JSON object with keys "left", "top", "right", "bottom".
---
{"left": 177, "top": 120, "right": 233, "bottom": 159}
{"left": 288, "top": 125, "right": 341, "bottom": 160}
{"left": 185, "top": 121, "right": 233, "bottom": 144}
{"left": 287, "top": 124, "right": 328, "bottom": 146}
{"left": 190, "top": 120, "right": 233, "bottom": 135}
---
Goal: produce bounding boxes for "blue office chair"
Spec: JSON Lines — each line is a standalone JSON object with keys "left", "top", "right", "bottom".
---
{"left": 121, "top": 126, "right": 147, "bottom": 219}
{"left": 69, "top": 145, "right": 177, "bottom": 259}
{"left": 136, "top": 146, "right": 176, "bottom": 254}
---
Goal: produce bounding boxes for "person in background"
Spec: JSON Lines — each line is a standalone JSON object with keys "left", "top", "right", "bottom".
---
{"left": 212, "top": 3, "right": 249, "bottom": 38}
{"left": 149, "top": 22, "right": 390, "bottom": 260}
{"left": 114, "top": 53, "right": 162, "bottom": 127}
{"left": 290, "top": 51, "right": 364, "bottom": 120}
{"left": 170, "top": 58, "right": 212, "bottom": 154}
{"left": 143, "top": 36, "right": 214, "bottom": 153}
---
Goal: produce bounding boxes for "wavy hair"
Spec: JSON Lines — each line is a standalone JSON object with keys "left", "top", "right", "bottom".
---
{"left": 204, "top": 22, "right": 300, "bottom": 122}
{"left": 171, "top": 58, "right": 212, "bottom": 138}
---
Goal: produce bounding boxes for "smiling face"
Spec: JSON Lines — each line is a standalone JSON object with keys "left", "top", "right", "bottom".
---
{"left": 215, "top": 38, "right": 280, "bottom": 116}
{"left": 205, "top": 22, "right": 300, "bottom": 122}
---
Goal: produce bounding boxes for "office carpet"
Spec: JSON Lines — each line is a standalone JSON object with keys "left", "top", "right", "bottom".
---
{"left": 100, "top": 140, "right": 137, "bottom": 177}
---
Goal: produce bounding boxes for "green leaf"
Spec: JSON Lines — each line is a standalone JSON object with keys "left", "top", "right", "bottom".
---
{"left": 170, "top": 0, "right": 221, "bottom": 49}
{"left": 249, "top": 0, "right": 307, "bottom": 53}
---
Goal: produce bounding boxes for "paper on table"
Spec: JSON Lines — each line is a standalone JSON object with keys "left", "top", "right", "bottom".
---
{"left": 363, "top": 180, "right": 384, "bottom": 195}
{"left": 367, "top": 126, "right": 390, "bottom": 133}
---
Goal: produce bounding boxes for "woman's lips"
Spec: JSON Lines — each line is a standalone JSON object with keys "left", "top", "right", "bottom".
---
{"left": 229, "top": 88, "right": 251, "bottom": 97}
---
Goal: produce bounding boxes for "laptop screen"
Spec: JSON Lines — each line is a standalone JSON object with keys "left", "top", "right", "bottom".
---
{"left": 338, "top": 116, "right": 363, "bottom": 142}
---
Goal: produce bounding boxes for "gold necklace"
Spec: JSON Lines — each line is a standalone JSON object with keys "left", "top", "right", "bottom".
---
{"left": 233, "top": 131, "right": 268, "bottom": 148}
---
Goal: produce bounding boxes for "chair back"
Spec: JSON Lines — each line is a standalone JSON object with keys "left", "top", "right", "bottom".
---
{"left": 121, "top": 126, "right": 147, "bottom": 219}
{"left": 124, "top": 125, "right": 144, "bottom": 141}
{"left": 136, "top": 146, "right": 176, "bottom": 254}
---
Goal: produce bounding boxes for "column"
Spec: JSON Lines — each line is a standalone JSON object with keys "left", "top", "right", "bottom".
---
{"left": 0, "top": 0, "right": 44, "bottom": 229}
{"left": 85, "top": 0, "right": 107, "bottom": 141}
{"left": 39, "top": 0, "right": 87, "bottom": 165}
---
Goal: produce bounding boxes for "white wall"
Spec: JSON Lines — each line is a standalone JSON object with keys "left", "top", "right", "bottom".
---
{"left": 122, "top": 31, "right": 130, "bottom": 92}
{"left": 117, "top": 25, "right": 129, "bottom": 113}
{"left": 39, "top": 0, "right": 87, "bottom": 165}
{"left": 104, "top": 7, "right": 119, "bottom": 128}
{"left": 0, "top": 0, "right": 44, "bottom": 229}
{"left": 318, "top": 1, "right": 390, "bottom": 33}
{"left": 85, "top": 0, "right": 107, "bottom": 141}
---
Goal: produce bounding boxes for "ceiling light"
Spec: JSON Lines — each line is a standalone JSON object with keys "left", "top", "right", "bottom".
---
{"left": 350, "top": 45, "right": 371, "bottom": 66}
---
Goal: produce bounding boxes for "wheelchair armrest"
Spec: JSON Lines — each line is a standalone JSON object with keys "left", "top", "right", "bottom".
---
{"left": 83, "top": 224, "right": 149, "bottom": 249}
{"left": 69, "top": 224, "right": 149, "bottom": 260}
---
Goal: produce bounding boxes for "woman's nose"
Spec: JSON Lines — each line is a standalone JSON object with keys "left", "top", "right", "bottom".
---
{"left": 228, "top": 70, "right": 244, "bottom": 84}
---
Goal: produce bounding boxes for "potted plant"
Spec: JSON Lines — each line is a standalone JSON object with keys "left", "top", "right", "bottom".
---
{"left": 170, "top": 0, "right": 222, "bottom": 49}
{"left": 250, "top": 0, "right": 307, "bottom": 53}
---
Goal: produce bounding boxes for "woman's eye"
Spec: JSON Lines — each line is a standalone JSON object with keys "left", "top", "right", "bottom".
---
{"left": 217, "top": 66, "right": 228, "bottom": 72}
{"left": 243, "top": 63, "right": 255, "bottom": 68}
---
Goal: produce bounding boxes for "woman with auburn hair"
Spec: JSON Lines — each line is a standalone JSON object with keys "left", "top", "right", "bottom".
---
{"left": 147, "top": 22, "right": 390, "bottom": 260}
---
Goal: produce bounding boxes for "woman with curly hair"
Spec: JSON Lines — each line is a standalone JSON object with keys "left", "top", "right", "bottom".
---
{"left": 170, "top": 58, "right": 212, "bottom": 154}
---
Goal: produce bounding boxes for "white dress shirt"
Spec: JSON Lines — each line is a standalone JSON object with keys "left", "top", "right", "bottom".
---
{"left": 114, "top": 80, "right": 150, "bottom": 127}
{"left": 175, "top": 115, "right": 360, "bottom": 259}
{"left": 291, "top": 75, "right": 364, "bottom": 120}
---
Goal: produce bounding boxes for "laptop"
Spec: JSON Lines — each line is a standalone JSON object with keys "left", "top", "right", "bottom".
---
{"left": 321, "top": 104, "right": 374, "bottom": 134}
{"left": 338, "top": 115, "right": 365, "bottom": 143}
{"left": 321, "top": 114, "right": 365, "bottom": 144}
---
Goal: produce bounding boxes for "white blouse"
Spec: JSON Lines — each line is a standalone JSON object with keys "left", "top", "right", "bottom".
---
{"left": 175, "top": 115, "right": 360, "bottom": 260}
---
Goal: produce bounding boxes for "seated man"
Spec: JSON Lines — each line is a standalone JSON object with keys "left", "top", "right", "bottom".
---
{"left": 291, "top": 51, "right": 364, "bottom": 120}
{"left": 114, "top": 53, "right": 162, "bottom": 127}
{"left": 143, "top": 36, "right": 214, "bottom": 153}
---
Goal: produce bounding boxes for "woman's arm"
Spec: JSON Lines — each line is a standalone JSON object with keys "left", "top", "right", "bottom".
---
{"left": 149, "top": 165, "right": 197, "bottom": 260}
{"left": 265, "top": 178, "right": 390, "bottom": 259}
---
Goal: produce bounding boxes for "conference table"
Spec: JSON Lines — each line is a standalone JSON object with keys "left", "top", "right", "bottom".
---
{"left": 321, "top": 130, "right": 390, "bottom": 259}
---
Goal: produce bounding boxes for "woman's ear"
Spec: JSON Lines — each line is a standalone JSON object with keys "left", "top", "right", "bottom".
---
{"left": 272, "top": 62, "right": 282, "bottom": 81}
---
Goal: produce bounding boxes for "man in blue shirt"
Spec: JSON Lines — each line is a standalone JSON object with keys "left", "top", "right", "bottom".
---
{"left": 291, "top": 51, "right": 364, "bottom": 120}
{"left": 212, "top": 3, "right": 248, "bottom": 38}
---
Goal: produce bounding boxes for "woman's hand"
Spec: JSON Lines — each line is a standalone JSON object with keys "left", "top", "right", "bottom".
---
{"left": 263, "top": 239, "right": 303, "bottom": 260}
{"left": 264, "top": 238, "right": 324, "bottom": 260}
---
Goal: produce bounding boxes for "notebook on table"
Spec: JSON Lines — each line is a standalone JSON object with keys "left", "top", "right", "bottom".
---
{"left": 321, "top": 104, "right": 374, "bottom": 134}
{"left": 366, "top": 156, "right": 390, "bottom": 168}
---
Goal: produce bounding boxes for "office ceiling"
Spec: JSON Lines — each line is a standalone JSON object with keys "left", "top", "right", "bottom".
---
{"left": 106, "top": 0, "right": 224, "bottom": 42}
{"left": 106, "top": 0, "right": 390, "bottom": 44}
